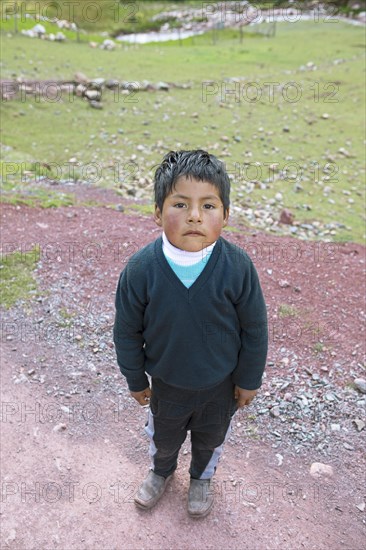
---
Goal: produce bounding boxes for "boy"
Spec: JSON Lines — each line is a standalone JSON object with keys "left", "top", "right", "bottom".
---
{"left": 113, "top": 150, "right": 268, "bottom": 518}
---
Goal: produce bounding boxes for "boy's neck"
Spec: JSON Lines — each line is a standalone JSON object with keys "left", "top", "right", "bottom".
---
{"left": 162, "top": 232, "right": 217, "bottom": 264}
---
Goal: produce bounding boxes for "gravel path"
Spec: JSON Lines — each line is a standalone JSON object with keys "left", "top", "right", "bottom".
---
{"left": 1, "top": 194, "right": 365, "bottom": 549}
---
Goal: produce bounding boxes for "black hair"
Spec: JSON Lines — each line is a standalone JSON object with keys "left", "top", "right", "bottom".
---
{"left": 154, "top": 149, "right": 230, "bottom": 217}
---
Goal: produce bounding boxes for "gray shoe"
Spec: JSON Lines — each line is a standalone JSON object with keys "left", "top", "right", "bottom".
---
{"left": 134, "top": 470, "right": 172, "bottom": 510}
{"left": 187, "top": 478, "right": 214, "bottom": 518}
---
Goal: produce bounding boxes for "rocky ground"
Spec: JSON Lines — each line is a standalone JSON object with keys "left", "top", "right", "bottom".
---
{"left": 1, "top": 187, "right": 365, "bottom": 549}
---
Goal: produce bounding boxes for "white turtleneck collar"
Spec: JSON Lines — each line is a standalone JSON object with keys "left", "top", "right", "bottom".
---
{"left": 162, "top": 231, "right": 217, "bottom": 266}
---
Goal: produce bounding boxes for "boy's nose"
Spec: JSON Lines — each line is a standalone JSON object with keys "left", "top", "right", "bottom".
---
{"left": 188, "top": 207, "right": 202, "bottom": 222}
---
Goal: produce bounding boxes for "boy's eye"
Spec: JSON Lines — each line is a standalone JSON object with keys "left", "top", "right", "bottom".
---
{"left": 172, "top": 203, "right": 216, "bottom": 209}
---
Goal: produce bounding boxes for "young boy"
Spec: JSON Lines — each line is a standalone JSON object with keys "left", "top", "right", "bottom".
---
{"left": 113, "top": 150, "right": 268, "bottom": 518}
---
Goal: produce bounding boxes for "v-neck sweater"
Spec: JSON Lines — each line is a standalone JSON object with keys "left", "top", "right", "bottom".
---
{"left": 113, "top": 234, "right": 268, "bottom": 392}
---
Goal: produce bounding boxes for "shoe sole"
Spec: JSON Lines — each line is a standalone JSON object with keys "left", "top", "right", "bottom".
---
{"left": 187, "top": 498, "right": 214, "bottom": 518}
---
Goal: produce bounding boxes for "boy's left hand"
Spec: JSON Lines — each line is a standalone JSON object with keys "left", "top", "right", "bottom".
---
{"left": 234, "top": 386, "right": 257, "bottom": 408}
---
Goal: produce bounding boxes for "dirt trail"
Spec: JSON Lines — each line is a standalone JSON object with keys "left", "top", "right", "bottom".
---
{"left": 2, "top": 339, "right": 366, "bottom": 550}
{"left": 1, "top": 197, "right": 365, "bottom": 549}
{"left": 2, "top": 342, "right": 365, "bottom": 550}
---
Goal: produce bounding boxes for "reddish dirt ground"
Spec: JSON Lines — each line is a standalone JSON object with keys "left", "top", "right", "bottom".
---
{"left": 1, "top": 192, "right": 365, "bottom": 550}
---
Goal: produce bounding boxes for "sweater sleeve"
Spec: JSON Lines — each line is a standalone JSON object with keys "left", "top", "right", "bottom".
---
{"left": 113, "top": 264, "right": 149, "bottom": 392}
{"left": 231, "top": 258, "right": 268, "bottom": 390}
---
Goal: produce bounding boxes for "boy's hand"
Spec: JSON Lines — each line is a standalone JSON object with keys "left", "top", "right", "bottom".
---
{"left": 130, "top": 387, "right": 151, "bottom": 406}
{"left": 234, "top": 386, "right": 257, "bottom": 408}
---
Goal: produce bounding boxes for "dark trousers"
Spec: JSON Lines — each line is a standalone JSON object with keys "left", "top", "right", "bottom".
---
{"left": 144, "top": 376, "right": 238, "bottom": 480}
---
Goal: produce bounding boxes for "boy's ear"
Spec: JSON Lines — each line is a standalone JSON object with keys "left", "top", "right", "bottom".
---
{"left": 154, "top": 204, "right": 163, "bottom": 227}
{"left": 223, "top": 207, "right": 230, "bottom": 227}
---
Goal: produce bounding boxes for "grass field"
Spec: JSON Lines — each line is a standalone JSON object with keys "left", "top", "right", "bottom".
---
{"left": 1, "top": 14, "right": 365, "bottom": 243}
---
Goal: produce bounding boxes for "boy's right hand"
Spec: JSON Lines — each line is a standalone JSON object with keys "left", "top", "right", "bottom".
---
{"left": 130, "top": 387, "right": 151, "bottom": 406}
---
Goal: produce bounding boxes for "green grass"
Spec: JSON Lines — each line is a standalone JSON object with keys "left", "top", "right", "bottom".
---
{"left": 0, "top": 247, "right": 40, "bottom": 308}
{"left": 0, "top": 173, "right": 75, "bottom": 207}
{"left": 312, "top": 341, "right": 325, "bottom": 353}
{"left": 278, "top": 304, "right": 299, "bottom": 318}
{"left": 126, "top": 202, "right": 155, "bottom": 215}
{"left": 1, "top": 18, "right": 365, "bottom": 243}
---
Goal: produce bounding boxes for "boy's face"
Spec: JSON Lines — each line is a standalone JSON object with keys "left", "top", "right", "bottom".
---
{"left": 154, "top": 176, "right": 229, "bottom": 252}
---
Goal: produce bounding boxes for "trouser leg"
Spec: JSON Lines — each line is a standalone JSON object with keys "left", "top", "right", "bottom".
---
{"left": 144, "top": 376, "right": 237, "bottom": 480}
{"left": 144, "top": 378, "right": 193, "bottom": 478}
{"left": 144, "top": 407, "right": 188, "bottom": 478}
{"left": 189, "top": 418, "right": 233, "bottom": 480}
{"left": 189, "top": 377, "right": 238, "bottom": 480}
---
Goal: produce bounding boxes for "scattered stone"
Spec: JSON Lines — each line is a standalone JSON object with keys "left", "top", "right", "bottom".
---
{"left": 354, "top": 378, "right": 366, "bottom": 393}
{"left": 276, "top": 453, "right": 283, "bottom": 466}
{"left": 330, "top": 424, "right": 340, "bottom": 431}
{"left": 156, "top": 82, "right": 170, "bottom": 91}
{"left": 322, "top": 113, "right": 329, "bottom": 119}
{"left": 5, "top": 529, "right": 16, "bottom": 544}
{"left": 53, "top": 423, "right": 67, "bottom": 432}
{"left": 14, "top": 374, "right": 28, "bottom": 384}
{"left": 100, "top": 39, "right": 116, "bottom": 51}
{"left": 338, "top": 147, "right": 353, "bottom": 158}
{"left": 270, "top": 406, "right": 280, "bottom": 418}
{"left": 279, "top": 279, "right": 290, "bottom": 288}
{"left": 75, "top": 72, "right": 89, "bottom": 85}
{"left": 90, "top": 78, "right": 105, "bottom": 89}
{"left": 310, "top": 462, "right": 334, "bottom": 478}
{"left": 356, "top": 502, "right": 365, "bottom": 512}
{"left": 343, "top": 442, "right": 354, "bottom": 451}
{"left": 75, "top": 84, "right": 87, "bottom": 97}
{"left": 85, "top": 90, "right": 101, "bottom": 101}
{"left": 279, "top": 209, "right": 294, "bottom": 225}
{"left": 55, "top": 32, "right": 66, "bottom": 42}
{"left": 352, "top": 418, "right": 365, "bottom": 432}
{"left": 89, "top": 101, "right": 103, "bottom": 110}
{"left": 32, "top": 24, "right": 46, "bottom": 36}
{"left": 105, "top": 79, "right": 119, "bottom": 90}
{"left": 325, "top": 392, "right": 336, "bottom": 402}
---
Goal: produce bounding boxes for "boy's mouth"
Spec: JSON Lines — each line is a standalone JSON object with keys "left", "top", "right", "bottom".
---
{"left": 184, "top": 230, "right": 204, "bottom": 236}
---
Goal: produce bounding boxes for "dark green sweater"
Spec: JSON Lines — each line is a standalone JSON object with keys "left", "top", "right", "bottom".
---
{"left": 113, "top": 235, "right": 268, "bottom": 392}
